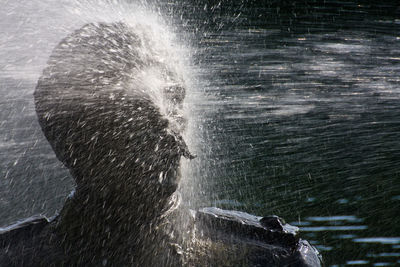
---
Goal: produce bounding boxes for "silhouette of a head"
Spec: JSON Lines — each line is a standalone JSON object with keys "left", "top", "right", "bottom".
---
{"left": 34, "top": 22, "right": 188, "bottom": 213}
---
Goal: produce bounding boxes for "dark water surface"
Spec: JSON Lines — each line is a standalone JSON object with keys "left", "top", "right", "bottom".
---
{"left": 1, "top": 1, "right": 400, "bottom": 266}
{"left": 176, "top": 1, "right": 400, "bottom": 266}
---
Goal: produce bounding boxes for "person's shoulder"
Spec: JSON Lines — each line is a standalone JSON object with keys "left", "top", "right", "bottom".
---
{"left": 0, "top": 215, "right": 57, "bottom": 266}
{"left": 0, "top": 215, "right": 52, "bottom": 249}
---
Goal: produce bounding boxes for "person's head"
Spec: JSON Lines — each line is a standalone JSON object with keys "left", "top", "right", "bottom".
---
{"left": 34, "top": 22, "right": 188, "bottom": 215}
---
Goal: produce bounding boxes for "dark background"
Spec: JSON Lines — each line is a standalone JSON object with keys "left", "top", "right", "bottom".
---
{"left": 174, "top": 1, "right": 400, "bottom": 265}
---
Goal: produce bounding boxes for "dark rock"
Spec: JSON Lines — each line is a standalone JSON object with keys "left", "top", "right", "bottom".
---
{"left": 260, "top": 215, "right": 286, "bottom": 231}
{"left": 196, "top": 207, "right": 297, "bottom": 248}
{"left": 191, "top": 207, "right": 321, "bottom": 266}
{"left": 293, "top": 240, "right": 322, "bottom": 267}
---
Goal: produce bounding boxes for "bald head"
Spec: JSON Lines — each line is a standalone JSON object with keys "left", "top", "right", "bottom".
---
{"left": 34, "top": 22, "right": 189, "bottom": 207}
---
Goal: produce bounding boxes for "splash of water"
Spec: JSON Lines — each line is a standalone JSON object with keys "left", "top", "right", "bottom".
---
{"left": 1, "top": 0, "right": 204, "bottom": 205}
{"left": 1, "top": 0, "right": 207, "bottom": 259}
